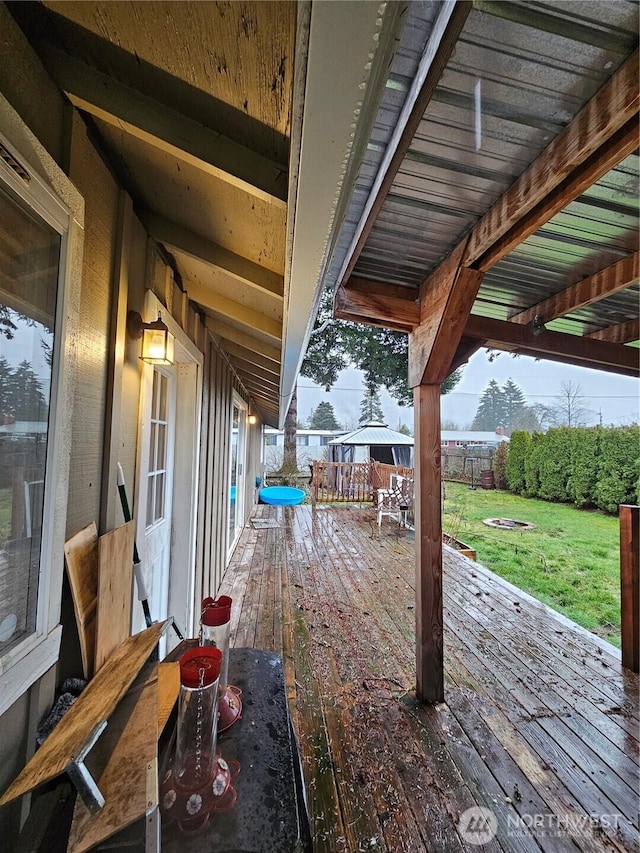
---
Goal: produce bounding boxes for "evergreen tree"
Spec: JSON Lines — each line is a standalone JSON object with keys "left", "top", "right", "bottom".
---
{"left": 0, "top": 356, "right": 13, "bottom": 420}
{"left": 309, "top": 401, "right": 340, "bottom": 430}
{"left": 502, "top": 378, "right": 526, "bottom": 431}
{"left": 7, "top": 360, "right": 48, "bottom": 422}
{"left": 301, "top": 287, "right": 462, "bottom": 406}
{"left": 359, "top": 384, "right": 384, "bottom": 425}
{"left": 471, "top": 380, "right": 506, "bottom": 430}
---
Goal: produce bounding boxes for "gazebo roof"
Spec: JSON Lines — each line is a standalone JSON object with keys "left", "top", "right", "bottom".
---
{"left": 329, "top": 422, "right": 414, "bottom": 447}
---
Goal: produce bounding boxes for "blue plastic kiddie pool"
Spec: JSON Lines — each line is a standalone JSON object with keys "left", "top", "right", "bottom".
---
{"left": 258, "top": 486, "right": 305, "bottom": 506}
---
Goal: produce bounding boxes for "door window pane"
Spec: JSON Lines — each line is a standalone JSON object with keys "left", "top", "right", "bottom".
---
{"left": 146, "top": 370, "right": 170, "bottom": 526}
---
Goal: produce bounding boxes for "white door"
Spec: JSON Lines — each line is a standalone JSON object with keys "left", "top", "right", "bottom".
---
{"left": 228, "top": 395, "right": 247, "bottom": 556}
{"left": 136, "top": 366, "right": 176, "bottom": 631}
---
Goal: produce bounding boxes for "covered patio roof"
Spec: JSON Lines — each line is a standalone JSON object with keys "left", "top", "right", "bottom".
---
{"left": 328, "top": 1, "right": 638, "bottom": 381}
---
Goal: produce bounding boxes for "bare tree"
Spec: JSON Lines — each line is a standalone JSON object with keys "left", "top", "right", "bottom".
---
{"left": 553, "top": 380, "right": 589, "bottom": 427}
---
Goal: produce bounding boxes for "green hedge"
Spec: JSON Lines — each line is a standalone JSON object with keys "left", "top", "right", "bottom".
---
{"left": 505, "top": 430, "right": 529, "bottom": 493}
{"left": 506, "top": 426, "right": 639, "bottom": 513}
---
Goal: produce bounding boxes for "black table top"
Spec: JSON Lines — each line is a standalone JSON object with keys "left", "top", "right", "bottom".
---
{"left": 161, "top": 647, "right": 310, "bottom": 853}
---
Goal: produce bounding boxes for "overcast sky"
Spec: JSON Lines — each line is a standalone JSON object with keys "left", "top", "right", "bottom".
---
{"left": 297, "top": 348, "right": 640, "bottom": 432}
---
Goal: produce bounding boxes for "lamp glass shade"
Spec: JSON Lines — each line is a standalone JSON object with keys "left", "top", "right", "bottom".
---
{"left": 142, "top": 324, "right": 174, "bottom": 364}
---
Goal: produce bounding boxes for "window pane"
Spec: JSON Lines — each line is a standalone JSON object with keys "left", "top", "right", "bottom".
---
{"left": 146, "top": 475, "right": 155, "bottom": 526}
{"left": 158, "top": 373, "right": 168, "bottom": 420}
{"left": 155, "top": 472, "right": 165, "bottom": 522}
{"left": 151, "top": 370, "right": 160, "bottom": 419}
{"left": 0, "top": 185, "right": 59, "bottom": 655}
{"left": 148, "top": 423, "right": 157, "bottom": 471}
{"left": 157, "top": 423, "right": 166, "bottom": 471}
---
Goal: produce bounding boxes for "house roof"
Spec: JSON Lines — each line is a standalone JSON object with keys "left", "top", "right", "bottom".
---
{"left": 329, "top": 422, "right": 414, "bottom": 447}
{"left": 440, "top": 431, "right": 509, "bottom": 444}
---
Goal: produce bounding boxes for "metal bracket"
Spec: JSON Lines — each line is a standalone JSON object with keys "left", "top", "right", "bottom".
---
{"left": 145, "top": 757, "right": 160, "bottom": 853}
{"left": 65, "top": 721, "right": 108, "bottom": 813}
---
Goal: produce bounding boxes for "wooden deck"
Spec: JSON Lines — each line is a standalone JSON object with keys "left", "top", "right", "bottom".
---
{"left": 219, "top": 504, "right": 640, "bottom": 852}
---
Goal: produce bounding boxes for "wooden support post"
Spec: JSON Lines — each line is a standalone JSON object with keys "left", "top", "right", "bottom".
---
{"left": 414, "top": 384, "right": 444, "bottom": 704}
{"left": 620, "top": 504, "right": 639, "bottom": 673}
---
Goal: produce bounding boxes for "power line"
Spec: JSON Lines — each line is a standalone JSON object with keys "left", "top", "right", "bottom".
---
{"left": 298, "top": 384, "right": 639, "bottom": 401}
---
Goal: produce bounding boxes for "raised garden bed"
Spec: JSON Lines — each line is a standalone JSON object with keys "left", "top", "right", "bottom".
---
{"left": 443, "top": 533, "right": 476, "bottom": 561}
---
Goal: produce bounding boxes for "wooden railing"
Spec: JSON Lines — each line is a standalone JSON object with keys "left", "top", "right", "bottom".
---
{"left": 311, "top": 461, "right": 414, "bottom": 503}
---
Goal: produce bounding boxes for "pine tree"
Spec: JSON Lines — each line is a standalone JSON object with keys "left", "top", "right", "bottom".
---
{"left": 502, "top": 378, "right": 526, "bottom": 432}
{"left": 7, "top": 360, "right": 48, "bottom": 422}
{"left": 309, "top": 401, "right": 340, "bottom": 430}
{"left": 359, "top": 384, "right": 384, "bottom": 425}
{"left": 471, "top": 380, "right": 506, "bottom": 431}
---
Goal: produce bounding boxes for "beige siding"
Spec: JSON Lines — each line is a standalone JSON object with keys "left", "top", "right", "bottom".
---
{"left": 0, "top": 13, "right": 80, "bottom": 844}
{"left": 0, "top": 5, "right": 65, "bottom": 164}
{"left": 65, "top": 112, "right": 119, "bottom": 538}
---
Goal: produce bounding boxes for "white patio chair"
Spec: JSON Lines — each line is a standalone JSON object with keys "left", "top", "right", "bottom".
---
{"left": 377, "top": 474, "right": 414, "bottom": 527}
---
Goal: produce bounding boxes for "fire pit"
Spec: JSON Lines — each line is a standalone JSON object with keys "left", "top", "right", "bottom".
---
{"left": 483, "top": 518, "right": 535, "bottom": 530}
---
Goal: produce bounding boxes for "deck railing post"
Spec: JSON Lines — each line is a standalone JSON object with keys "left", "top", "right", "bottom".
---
{"left": 414, "top": 383, "right": 444, "bottom": 704}
{"left": 620, "top": 504, "right": 639, "bottom": 672}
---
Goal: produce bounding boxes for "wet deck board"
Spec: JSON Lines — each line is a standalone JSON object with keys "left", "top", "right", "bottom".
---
{"left": 219, "top": 505, "right": 639, "bottom": 852}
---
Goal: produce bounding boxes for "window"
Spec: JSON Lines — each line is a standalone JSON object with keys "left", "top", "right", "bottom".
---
{"left": 296, "top": 434, "right": 309, "bottom": 446}
{"left": 0, "top": 129, "right": 78, "bottom": 715}
{"left": 146, "top": 370, "right": 169, "bottom": 526}
{"left": 265, "top": 434, "right": 277, "bottom": 446}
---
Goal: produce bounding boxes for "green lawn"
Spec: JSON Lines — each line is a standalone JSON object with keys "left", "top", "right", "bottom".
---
{"left": 442, "top": 481, "right": 622, "bottom": 647}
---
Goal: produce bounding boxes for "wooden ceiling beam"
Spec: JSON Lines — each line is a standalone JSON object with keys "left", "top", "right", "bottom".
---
{"left": 235, "top": 370, "right": 280, "bottom": 393}
{"left": 334, "top": 285, "right": 419, "bottom": 332}
{"left": 140, "top": 212, "right": 284, "bottom": 300}
{"left": 464, "top": 314, "right": 639, "bottom": 377}
{"left": 227, "top": 357, "right": 280, "bottom": 388}
{"left": 347, "top": 276, "right": 419, "bottom": 303}
{"left": 42, "top": 46, "right": 288, "bottom": 206}
{"left": 510, "top": 253, "right": 640, "bottom": 326}
{"left": 408, "top": 240, "right": 485, "bottom": 386}
{"left": 340, "top": 1, "right": 472, "bottom": 283}
{"left": 220, "top": 340, "right": 281, "bottom": 376}
{"left": 187, "top": 280, "right": 282, "bottom": 343}
{"left": 587, "top": 318, "right": 640, "bottom": 344}
{"left": 448, "top": 337, "right": 484, "bottom": 375}
{"left": 464, "top": 49, "right": 639, "bottom": 271}
{"left": 206, "top": 318, "right": 281, "bottom": 363}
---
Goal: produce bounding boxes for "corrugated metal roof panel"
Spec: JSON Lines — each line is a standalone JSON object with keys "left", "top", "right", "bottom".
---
{"left": 350, "top": 1, "right": 639, "bottom": 306}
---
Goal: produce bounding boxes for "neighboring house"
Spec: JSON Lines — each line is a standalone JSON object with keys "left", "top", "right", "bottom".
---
{"left": 263, "top": 428, "right": 345, "bottom": 469}
{"left": 440, "top": 429, "right": 510, "bottom": 449}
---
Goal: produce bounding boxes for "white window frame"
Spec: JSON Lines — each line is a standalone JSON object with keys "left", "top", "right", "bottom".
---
{"left": 0, "top": 125, "right": 81, "bottom": 716}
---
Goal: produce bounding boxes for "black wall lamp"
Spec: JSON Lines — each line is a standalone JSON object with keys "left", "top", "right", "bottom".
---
{"left": 127, "top": 310, "right": 175, "bottom": 365}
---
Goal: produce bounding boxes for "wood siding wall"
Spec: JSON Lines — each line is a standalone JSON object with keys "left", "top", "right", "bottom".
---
{"left": 0, "top": 13, "right": 265, "bottom": 843}
{"left": 0, "top": 13, "right": 73, "bottom": 846}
